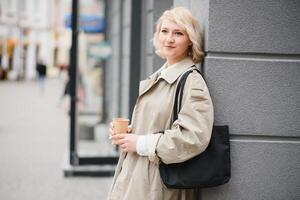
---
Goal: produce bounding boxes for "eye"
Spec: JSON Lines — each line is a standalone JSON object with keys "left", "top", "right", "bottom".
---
{"left": 161, "top": 29, "right": 168, "bottom": 33}
{"left": 175, "top": 32, "right": 184, "bottom": 36}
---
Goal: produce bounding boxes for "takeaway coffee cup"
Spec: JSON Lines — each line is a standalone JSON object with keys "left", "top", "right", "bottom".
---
{"left": 112, "top": 118, "right": 129, "bottom": 134}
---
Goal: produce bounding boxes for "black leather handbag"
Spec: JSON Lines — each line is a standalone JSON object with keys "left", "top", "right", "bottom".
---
{"left": 159, "top": 68, "right": 231, "bottom": 189}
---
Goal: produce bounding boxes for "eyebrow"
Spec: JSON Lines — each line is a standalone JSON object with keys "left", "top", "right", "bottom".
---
{"left": 161, "top": 27, "right": 185, "bottom": 32}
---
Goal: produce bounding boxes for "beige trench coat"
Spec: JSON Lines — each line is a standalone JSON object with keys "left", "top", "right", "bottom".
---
{"left": 108, "top": 57, "right": 214, "bottom": 200}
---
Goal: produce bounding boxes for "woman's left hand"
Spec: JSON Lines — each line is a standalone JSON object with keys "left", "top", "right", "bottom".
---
{"left": 111, "top": 133, "right": 138, "bottom": 153}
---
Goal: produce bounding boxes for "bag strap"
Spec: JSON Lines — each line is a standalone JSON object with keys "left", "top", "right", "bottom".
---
{"left": 173, "top": 67, "right": 204, "bottom": 122}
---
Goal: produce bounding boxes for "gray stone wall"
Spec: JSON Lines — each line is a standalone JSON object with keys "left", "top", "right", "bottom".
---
{"left": 105, "top": 0, "right": 132, "bottom": 121}
{"left": 140, "top": 0, "right": 154, "bottom": 80}
{"left": 105, "top": 0, "right": 121, "bottom": 121}
{"left": 120, "top": 0, "right": 131, "bottom": 117}
{"left": 175, "top": 0, "right": 300, "bottom": 199}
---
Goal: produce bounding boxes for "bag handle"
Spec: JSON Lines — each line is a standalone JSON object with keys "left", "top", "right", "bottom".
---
{"left": 173, "top": 67, "right": 204, "bottom": 122}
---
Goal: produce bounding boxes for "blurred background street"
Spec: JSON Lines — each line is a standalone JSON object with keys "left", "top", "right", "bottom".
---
{"left": 0, "top": 78, "right": 112, "bottom": 200}
{"left": 1, "top": 0, "right": 300, "bottom": 199}
{"left": 0, "top": 1, "right": 116, "bottom": 198}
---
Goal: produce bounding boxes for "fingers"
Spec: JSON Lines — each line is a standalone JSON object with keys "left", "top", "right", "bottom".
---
{"left": 110, "top": 134, "right": 136, "bottom": 153}
{"left": 120, "top": 143, "right": 128, "bottom": 152}
{"left": 108, "top": 122, "right": 116, "bottom": 140}
{"left": 111, "top": 134, "right": 124, "bottom": 145}
{"left": 109, "top": 128, "right": 115, "bottom": 141}
{"left": 110, "top": 123, "right": 115, "bottom": 134}
{"left": 111, "top": 134, "right": 126, "bottom": 144}
{"left": 127, "top": 125, "right": 132, "bottom": 133}
{"left": 111, "top": 134, "right": 125, "bottom": 140}
{"left": 119, "top": 138, "right": 131, "bottom": 152}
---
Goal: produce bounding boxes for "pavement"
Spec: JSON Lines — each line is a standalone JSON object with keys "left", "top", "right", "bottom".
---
{"left": 0, "top": 78, "right": 113, "bottom": 200}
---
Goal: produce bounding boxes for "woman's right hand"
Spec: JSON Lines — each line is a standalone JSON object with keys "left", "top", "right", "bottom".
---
{"left": 109, "top": 122, "right": 132, "bottom": 144}
{"left": 127, "top": 125, "right": 132, "bottom": 133}
{"left": 109, "top": 122, "right": 115, "bottom": 141}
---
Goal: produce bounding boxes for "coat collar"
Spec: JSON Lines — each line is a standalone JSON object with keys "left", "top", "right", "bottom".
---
{"left": 158, "top": 57, "right": 195, "bottom": 84}
{"left": 139, "top": 57, "right": 195, "bottom": 96}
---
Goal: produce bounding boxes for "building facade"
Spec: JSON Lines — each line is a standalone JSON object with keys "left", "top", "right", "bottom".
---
{"left": 103, "top": 0, "right": 300, "bottom": 199}
{"left": 0, "top": 0, "right": 56, "bottom": 80}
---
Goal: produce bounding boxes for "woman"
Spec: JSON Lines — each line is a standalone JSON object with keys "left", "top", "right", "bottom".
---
{"left": 108, "top": 7, "right": 214, "bottom": 200}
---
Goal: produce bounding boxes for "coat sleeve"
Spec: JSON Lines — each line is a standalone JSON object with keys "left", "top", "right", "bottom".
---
{"left": 148, "top": 71, "right": 214, "bottom": 164}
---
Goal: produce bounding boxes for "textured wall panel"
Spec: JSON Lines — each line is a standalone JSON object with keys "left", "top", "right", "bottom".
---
{"left": 202, "top": 141, "right": 300, "bottom": 200}
{"left": 208, "top": 0, "right": 300, "bottom": 54}
{"left": 205, "top": 57, "right": 300, "bottom": 137}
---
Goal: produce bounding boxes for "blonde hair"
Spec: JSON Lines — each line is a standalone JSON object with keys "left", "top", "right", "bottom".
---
{"left": 153, "top": 7, "right": 204, "bottom": 64}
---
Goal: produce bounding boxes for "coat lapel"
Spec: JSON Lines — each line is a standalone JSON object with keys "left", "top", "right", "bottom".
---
{"left": 138, "top": 79, "right": 155, "bottom": 96}
{"left": 138, "top": 66, "right": 163, "bottom": 97}
{"left": 138, "top": 57, "right": 195, "bottom": 97}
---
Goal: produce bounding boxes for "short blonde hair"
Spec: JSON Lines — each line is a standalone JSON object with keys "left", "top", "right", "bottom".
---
{"left": 153, "top": 7, "right": 204, "bottom": 64}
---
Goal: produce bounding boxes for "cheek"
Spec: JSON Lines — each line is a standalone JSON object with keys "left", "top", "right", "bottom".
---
{"left": 177, "top": 43, "right": 189, "bottom": 52}
{"left": 158, "top": 35, "right": 165, "bottom": 46}
{"left": 180, "top": 38, "right": 190, "bottom": 46}
{"left": 158, "top": 36, "right": 163, "bottom": 43}
{"left": 179, "top": 39, "right": 190, "bottom": 50}
{"left": 158, "top": 32, "right": 165, "bottom": 40}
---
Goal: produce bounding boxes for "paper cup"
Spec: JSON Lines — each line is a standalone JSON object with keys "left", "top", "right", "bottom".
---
{"left": 113, "top": 118, "right": 129, "bottom": 134}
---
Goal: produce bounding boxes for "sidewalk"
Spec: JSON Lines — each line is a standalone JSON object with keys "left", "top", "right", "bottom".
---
{"left": 0, "top": 78, "right": 113, "bottom": 200}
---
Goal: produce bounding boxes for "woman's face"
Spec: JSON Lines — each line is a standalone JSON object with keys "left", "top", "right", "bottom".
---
{"left": 158, "top": 19, "right": 191, "bottom": 65}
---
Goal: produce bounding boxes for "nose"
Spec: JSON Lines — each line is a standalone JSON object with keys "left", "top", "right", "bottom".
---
{"left": 166, "top": 34, "right": 174, "bottom": 43}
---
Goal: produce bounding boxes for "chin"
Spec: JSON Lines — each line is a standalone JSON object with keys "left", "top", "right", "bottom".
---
{"left": 164, "top": 52, "right": 176, "bottom": 57}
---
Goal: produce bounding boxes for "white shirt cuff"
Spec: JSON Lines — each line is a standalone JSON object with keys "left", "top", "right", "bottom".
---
{"left": 136, "top": 135, "right": 148, "bottom": 156}
{"left": 136, "top": 134, "right": 162, "bottom": 160}
{"left": 147, "top": 133, "right": 162, "bottom": 163}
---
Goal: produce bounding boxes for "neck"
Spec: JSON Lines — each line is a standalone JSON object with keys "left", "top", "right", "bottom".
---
{"left": 166, "top": 55, "right": 188, "bottom": 67}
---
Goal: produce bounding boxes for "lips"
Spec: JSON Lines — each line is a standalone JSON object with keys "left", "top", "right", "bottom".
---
{"left": 164, "top": 46, "right": 175, "bottom": 48}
